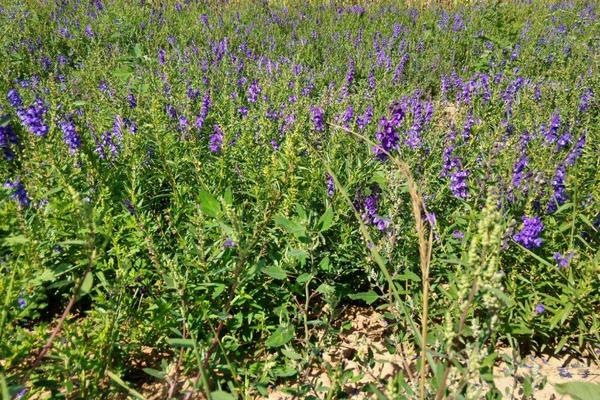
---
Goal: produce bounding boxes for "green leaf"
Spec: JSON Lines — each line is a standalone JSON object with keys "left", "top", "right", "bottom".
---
{"left": 223, "top": 187, "right": 233, "bottom": 205}
{"left": 262, "top": 264, "right": 287, "bottom": 280}
{"left": 318, "top": 207, "right": 334, "bottom": 232}
{"left": 555, "top": 382, "right": 600, "bottom": 400}
{"left": 296, "top": 273, "right": 313, "bottom": 284}
{"left": 508, "top": 324, "right": 533, "bottom": 335}
{"left": 133, "top": 44, "right": 143, "bottom": 58}
{"left": 274, "top": 215, "right": 305, "bottom": 237}
{"left": 265, "top": 326, "right": 295, "bottom": 348}
{"left": 210, "top": 391, "right": 237, "bottom": 400}
{"left": 348, "top": 290, "right": 379, "bottom": 305}
{"left": 272, "top": 366, "right": 297, "bottom": 377}
{"left": 3, "top": 236, "right": 29, "bottom": 246}
{"left": 0, "top": 375, "right": 10, "bottom": 400}
{"left": 319, "top": 256, "right": 331, "bottom": 272}
{"left": 395, "top": 271, "right": 421, "bottom": 282}
{"left": 166, "top": 338, "right": 195, "bottom": 348}
{"left": 281, "top": 348, "right": 302, "bottom": 360}
{"left": 0, "top": 115, "right": 10, "bottom": 127}
{"left": 78, "top": 271, "right": 94, "bottom": 296}
{"left": 106, "top": 370, "right": 146, "bottom": 399}
{"left": 142, "top": 368, "right": 166, "bottom": 379}
{"left": 287, "top": 248, "right": 308, "bottom": 264}
{"left": 199, "top": 190, "right": 221, "bottom": 218}
{"left": 112, "top": 67, "right": 134, "bottom": 80}
{"left": 59, "top": 239, "right": 87, "bottom": 246}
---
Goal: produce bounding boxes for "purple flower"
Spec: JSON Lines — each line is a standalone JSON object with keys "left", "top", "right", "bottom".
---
{"left": 461, "top": 110, "right": 475, "bottom": 139}
{"left": 368, "top": 69, "right": 376, "bottom": 90}
{"left": 450, "top": 168, "right": 469, "bottom": 199}
{"left": 392, "top": 54, "right": 409, "bottom": 84}
{"left": 195, "top": 93, "right": 211, "bottom": 130}
{"left": 7, "top": 88, "right": 22, "bottom": 108}
{"left": 535, "top": 303, "right": 545, "bottom": 314}
{"left": 553, "top": 252, "right": 574, "bottom": 269}
{"left": 452, "top": 230, "right": 464, "bottom": 240}
{"left": 358, "top": 190, "right": 389, "bottom": 231}
{"left": 59, "top": 118, "right": 81, "bottom": 154}
{"left": 311, "top": 106, "right": 324, "bottom": 132}
{"left": 579, "top": 88, "right": 593, "bottom": 113}
{"left": 178, "top": 115, "right": 190, "bottom": 131}
{"left": 158, "top": 48, "right": 166, "bottom": 65}
{"left": 341, "top": 105, "right": 354, "bottom": 128}
{"left": 357, "top": 106, "right": 373, "bottom": 131}
{"left": 127, "top": 93, "right": 137, "bottom": 109}
{"left": 326, "top": 174, "right": 335, "bottom": 197}
{"left": 4, "top": 179, "right": 30, "bottom": 208}
{"left": 18, "top": 296, "right": 26, "bottom": 309}
{"left": 0, "top": 123, "right": 19, "bottom": 160}
{"left": 209, "top": 124, "right": 223, "bottom": 153}
{"left": 224, "top": 238, "right": 236, "bottom": 248}
{"left": 452, "top": 13, "right": 465, "bottom": 32}
{"left": 247, "top": 80, "right": 261, "bottom": 103}
{"left": 547, "top": 164, "right": 568, "bottom": 213}
{"left": 165, "top": 104, "right": 177, "bottom": 119}
{"left": 85, "top": 24, "right": 94, "bottom": 38}
{"left": 564, "top": 134, "right": 585, "bottom": 166}
{"left": 512, "top": 155, "right": 529, "bottom": 189}
{"left": 17, "top": 99, "right": 49, "bottom": 137}
{"left": 426, "top": 212, "right": 437, "bottom": 228}
{"left": 372, "top": 117, "right": 398, "bottom": 160}
{"left": 543, "top": 113, "right": 561, "bottom": 144}
{"left": 556, "top": 131, "right": 572, "bottom": 151}
{"left": 514, "top": 216, "right": 544, "bottom": 249}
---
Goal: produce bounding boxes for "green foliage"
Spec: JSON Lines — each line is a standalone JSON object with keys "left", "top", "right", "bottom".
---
{"left": 0, "top": 0, "right": 598, "bottom": 398}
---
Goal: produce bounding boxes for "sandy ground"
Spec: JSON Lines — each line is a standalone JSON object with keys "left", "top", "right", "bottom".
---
{"left": 134, "top": 305, "right": 599, "bottom": 399}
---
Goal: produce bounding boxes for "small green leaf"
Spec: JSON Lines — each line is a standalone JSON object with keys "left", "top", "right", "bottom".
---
{"left": 223, "top": 187, "right": 233, "bottom": 205}
{"left": 296, "top": 273, "right": 313, "bottom": 284}
{"left": 265, "top": 326, "right": 295, "bottom": 348}
{"left": 199, "top": 190, "right": 221, "bottom": 218}
{"left": 210, "top": 391, "right": 237, "bottom": 400}
{"left": 272, "top": 366, "right": 297, "bottom": 377}
{"left": 318, "top": 207, "right": 334, "bottom": 232}
{"left": 396, "top": 271, "right": 421, "bottom": 282}
{"left": 167, "top": 338, "right": 195, "bottom": 348}
{"left": 555, "top": 381, "right": 600, "bottom": 400}
{"left": 274, "top": 215, "right": 305, "bottom": 237}
{"left": 348, "top": 290, "right": 379, "bottom": 305}
{"left": 3, "top": 236, "right": 29, "bottom": 246}
{"left": 106, "top": 370, "right": 146, "bottom": 399}
{"left": 262, "top": 264, "right": 287, "bottom": 280}
{"left": 282, "top": 348, "right": 302, "bottom": 360}
{"left": 59, "top": 239, "right": 87, "bottom": 246}
{"left": 79, "top": 271, "right": 94, "bottom": 296}
{"left": 142, "top": 368, "right": 165, "bottom": 379}
{"left": 287, "top": 248, "right": 308, "bottom": 264}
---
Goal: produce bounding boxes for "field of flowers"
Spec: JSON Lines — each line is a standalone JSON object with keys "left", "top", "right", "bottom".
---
{"left": 0, "top": 0, "right": 598, "bottom": 398}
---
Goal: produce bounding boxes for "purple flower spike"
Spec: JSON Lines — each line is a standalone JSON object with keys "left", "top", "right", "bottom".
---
{"left": 514, "top": 216, "right": 544, "bottom": 249}
{"left": 553, "top": 252, "right": 574, "bottom": 269}
{"left": 4, "top": 179, "right": 30, "bottom": 208}
{"left": 311, "top": 106, "right": 324, "bottom": 132}
{"left": 209, "top": 124, "right": 224, "bottom": 153}
{"left": 17, "top": 99, "right": 49, "bottom": 137}
{"left": 59, "top": 118, "right": 81, "bottom": 154}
